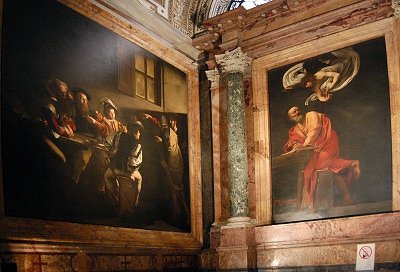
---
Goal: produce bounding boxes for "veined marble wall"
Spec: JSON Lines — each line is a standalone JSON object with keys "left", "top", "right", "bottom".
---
{"left": 198, "top": 0, "right": 400, "bottom": 270}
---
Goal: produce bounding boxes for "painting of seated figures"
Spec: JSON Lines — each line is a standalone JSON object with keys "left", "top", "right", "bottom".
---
{"left": 268, "top": 38, "right": 392, "bottom": 224}
{"left": 1, "top": 0, "right": 191, "bottom": 232}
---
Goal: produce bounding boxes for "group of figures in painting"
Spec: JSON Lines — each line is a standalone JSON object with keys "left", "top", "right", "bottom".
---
{"left": 2, "top": 79, "right": 190, "bottom": 231}
{"left": 278, "top": 46, "right": 362, "bottom": 211}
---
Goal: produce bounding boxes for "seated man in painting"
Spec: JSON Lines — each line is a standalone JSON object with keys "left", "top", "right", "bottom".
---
{"left": 105, "top": 121, "right": 144, "bottom": 209}
{"left": 43, "top": 79, "right": 76, "bottom": 138}
{"left": 72, "top": 88, "right": 106, "bottom": 137}
{"left": 70, "top": 88, "right": 107, "bottom": 184}
{"left": 284, "top": 106, "right": 361, "bottom": 209}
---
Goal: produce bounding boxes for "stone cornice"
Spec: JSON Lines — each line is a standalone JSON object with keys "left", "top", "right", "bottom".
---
{"left": 192, "top": 0, "right": 394, "bottom": 56}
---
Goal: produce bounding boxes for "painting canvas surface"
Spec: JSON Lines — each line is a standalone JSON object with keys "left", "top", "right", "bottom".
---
{"left": 1, "top": 0, "right": 191, "bottom": 232}
{"left": 268, "top": 38, "right": 392, "bottom": 223}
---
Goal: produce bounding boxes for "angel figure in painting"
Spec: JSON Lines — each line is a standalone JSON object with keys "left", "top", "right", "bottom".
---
{"left": 282, "top": 47, "right": 360, "bottom": 105}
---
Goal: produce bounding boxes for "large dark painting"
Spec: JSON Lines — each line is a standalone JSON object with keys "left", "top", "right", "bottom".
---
{"left": 268, "top": 38, "right": 392, "bottom": 223}
{"left": 1, "top": 0, "right": 191, "bottom": 232}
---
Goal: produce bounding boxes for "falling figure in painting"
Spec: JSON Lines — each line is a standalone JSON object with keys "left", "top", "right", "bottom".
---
{"left": 284, "top": 106, "right": 361, "bottom": 210}
{"left": 282, "top": 47, "right": 360, "bottom": 105}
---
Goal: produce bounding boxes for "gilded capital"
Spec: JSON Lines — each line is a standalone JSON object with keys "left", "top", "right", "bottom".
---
{"left": 205, "top": 68, "right": 220, "bottom": 88}
{"left": 393, "top": 0, "right": 400, "bottom": 19}
{"left": 215, "top": 47, "right": 251, "bottom": 75}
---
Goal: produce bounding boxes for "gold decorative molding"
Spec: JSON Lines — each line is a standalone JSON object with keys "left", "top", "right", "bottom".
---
{"left": 393, "top": 0, "right": 400, "bottom": 18}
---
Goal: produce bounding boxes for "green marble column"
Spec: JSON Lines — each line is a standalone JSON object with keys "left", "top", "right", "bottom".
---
{"left": 226, "top": 72, "right": 249, "bottom": 218}
{"left": 215, "top": 47, "right": 251, "bottom": 225}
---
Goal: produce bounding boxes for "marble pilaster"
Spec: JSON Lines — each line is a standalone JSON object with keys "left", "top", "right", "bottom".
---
{"left": 205, "top": 68, "right": 220, "bottom": 89}
{"left": 215, "top": 47, "right": 252, "bottom": 225}
{"left": 205, "top": 67, "right": 228, "bottom": 224}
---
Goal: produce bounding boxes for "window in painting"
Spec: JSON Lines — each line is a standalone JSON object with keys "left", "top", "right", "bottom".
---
{"left": 134, "top": 53, "right": 157, "bottom": 103}
{"left": 117, "top": 38, "right": 162, "bottom": 107}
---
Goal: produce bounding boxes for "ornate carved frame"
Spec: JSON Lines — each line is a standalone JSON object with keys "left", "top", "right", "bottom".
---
{"left": 0, "top": 0, "right": 203, "bottom": 253}
{"left": 252, "top": 18, "right": 400, "bottom": 225}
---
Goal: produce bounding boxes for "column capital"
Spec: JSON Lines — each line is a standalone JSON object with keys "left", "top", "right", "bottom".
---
{"left": 393, "top": 0, "right": 400, "bottom": 19}
{"left": 205, "top": 68, "right": 220, "bottom": 89}
{"left": 215, "top": 47, "right": 251, "bottom": 75}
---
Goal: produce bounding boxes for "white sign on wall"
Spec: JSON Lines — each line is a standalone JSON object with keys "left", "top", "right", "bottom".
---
{"left": 356, "top": 243, "right": 375, "bottom": 271}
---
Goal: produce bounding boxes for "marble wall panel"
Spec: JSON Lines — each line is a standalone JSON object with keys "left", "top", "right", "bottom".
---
{"left": 255, "top": 213, "right": 400, "bottom": 248}
{"left": 216, "top": 226, "right": 256, "bottom": 249}
{"left": 217, "top": 249, "right": 256, "bottom": 270}
{"left": 0, "top": 253, "right": 78, "bottom": 272}
{"left": 218, "top": 83, "right": 231, "bottom": 222}
{"left": 201, "top": 213, "right": 400, "bottom": 270}
{"left": 0, "top": 249, "right": 199, "bottom": 271}
{"left": 245, "top": 77, "right": 256, "bottom": 219}
{"left": 200, "top": 249, "right": 219, "bottom": 269}
{"left": 256, "top": 240, "right": 400, "bottom": 268}
{"left": 257, "top": 244, "right": 356, "bottom": 268}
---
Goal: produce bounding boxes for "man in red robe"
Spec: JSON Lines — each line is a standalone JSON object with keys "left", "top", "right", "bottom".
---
{"left": 284, "top": 106, "right": 361, "bottom": 209}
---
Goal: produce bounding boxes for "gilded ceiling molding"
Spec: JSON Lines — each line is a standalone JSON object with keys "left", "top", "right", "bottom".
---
{"left": 138, "top": 0, "right": 156, "bottom": 12}
{"left": 171, "top": 0, "right": 187, "bottom": 34}
{"left": 205, "top": 68, "right": 221, "bottom": 88}
{"left": 169, "top": 0, "right": 198, "bottom": 36}
{"left": 393, "top": 0, "right": 400, "bottom": 18}
{"left": 215, "top": 47, "right": 251, "bottom": 75}
{"left": 138, "top": 0, "right": 170, "bottom": 19}
{"left": 209, "top": 0, "right": 231, "bottom": 17}
{"left": 194, "top": 0, "right": 231, "bottom": 35}
{"left": 126, "top": 0, "right": 199, "bottom": 36}
{"left": 194, "top": 0, "right": 213, "bottom": 34}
